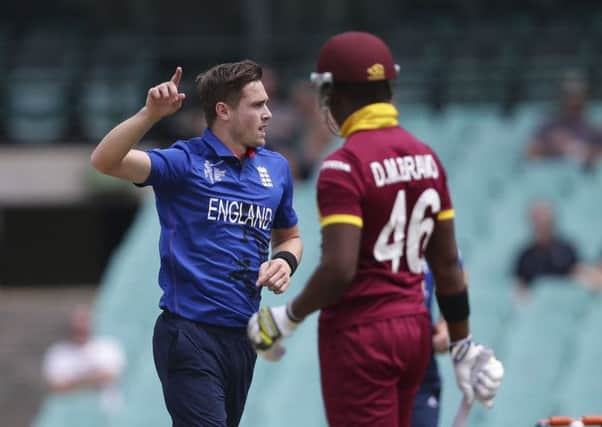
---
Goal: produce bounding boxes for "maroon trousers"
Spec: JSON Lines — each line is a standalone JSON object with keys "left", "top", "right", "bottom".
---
{"left": 319, "top": 313, "right": 431, "bottom": 427}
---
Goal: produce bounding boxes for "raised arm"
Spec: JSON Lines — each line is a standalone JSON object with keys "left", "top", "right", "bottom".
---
{"left": 90, "top": 67, "right": 186, "bottom": 183}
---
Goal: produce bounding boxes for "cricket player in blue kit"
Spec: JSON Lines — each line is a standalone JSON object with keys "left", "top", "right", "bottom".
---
{"left": 91, "top": 60, "right": 303, "bottom": 426}
{"left": 412, "top": 262, "right": 449, "bottom": 427}
{"left": 412, "top": 259, "right": 465, "bottom": 427}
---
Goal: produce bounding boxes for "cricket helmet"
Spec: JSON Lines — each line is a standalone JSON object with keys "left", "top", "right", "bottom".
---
{"left": 310, "top": 31, "right": 400, "bottom": 86}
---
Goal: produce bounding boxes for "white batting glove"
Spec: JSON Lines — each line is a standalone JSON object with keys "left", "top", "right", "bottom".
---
{"left": 450, "top": 336, "right": 504, "bottom": 407}
{"left": 247, "top": 304, "right": 299, "bottom": 362}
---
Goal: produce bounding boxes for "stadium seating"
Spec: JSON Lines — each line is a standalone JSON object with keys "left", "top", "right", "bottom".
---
{"left": 2, "top": 9, "right": 602, "bottom": 145}
{"left": 35, "top": 391, "right": 107, "bottom": 427}
{"left": 0, "top": 27, "right": 9, "bottom": 135}
{"left": 5, "top": 28, "right": 82, "bottom": 142}
{"left": 79, "top": 34, "right": 156, "bottom": 141}
{"left": 34, "top": 102, "right": 602, "bottom": 427}
{"left": 556, "top": 293, "right": 602, "bottom": 416}
{"left": 483, "top": 281, "right": 593, "bottom": 427}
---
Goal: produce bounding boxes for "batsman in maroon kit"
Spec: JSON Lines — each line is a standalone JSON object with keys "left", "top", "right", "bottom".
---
{"left": 247, "top": 32, "right": 504, "bottom": 427}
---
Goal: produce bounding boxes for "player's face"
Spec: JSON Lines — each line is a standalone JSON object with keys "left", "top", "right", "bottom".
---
{"left": 229, "top": 80, "right": 272, "bottom": 148}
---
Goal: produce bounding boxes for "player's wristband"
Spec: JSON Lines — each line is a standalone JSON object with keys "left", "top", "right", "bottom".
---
{"left": 449, "top": 334, "right": 473, "bottom": 359}
{"left": 437, "top": 289, "right": 470, "bottom": 322}
{"left": 272, "top": 251, "right": 298, "bottom": 276}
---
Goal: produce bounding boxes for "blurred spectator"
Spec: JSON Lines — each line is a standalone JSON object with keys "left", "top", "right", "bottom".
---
{"left": 513, "top": 200, "right": 602, "bottom": 301}
{"left": 157, "top": 79, "right": 207, "bottom": 144}
{"left": 43, "top": 305, "right": 125, "bottom": 413}
{"left": 173, "top": 105, "right": 207, "bottom": 140}
{"left": 290, "top": 81, "right": 333, "bottom": 180}
{"left": 262, "top": 68, "right": 332, "bottom": 180}
{"left": 593, "top": 251, "right": 602, "bottom": 283}
{"left": 526, "top": 71, "right": 602, "bottom": 168}
{"left": 261, "top": 66, "right": 301, "bottom": 163}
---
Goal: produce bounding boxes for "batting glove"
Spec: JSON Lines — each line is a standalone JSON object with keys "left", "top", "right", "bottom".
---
{"left": 247, "top": 304, "right": 299, "bottom": 362}
{"left": 450, "top": 336, "right": 504, "bottom": 407}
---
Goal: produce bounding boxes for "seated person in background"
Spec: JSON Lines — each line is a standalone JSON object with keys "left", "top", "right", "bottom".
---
{"left": 411, "top": 261, "right": 451, "bottom": 427}
{"left": 526, "top": 70, "right": 602, "bottom": 168}
{"left": 43, "top": 305, "right": 125, "bottom": 400}
{"left": 514, "top": 200, "right": 602, "bottom": 301}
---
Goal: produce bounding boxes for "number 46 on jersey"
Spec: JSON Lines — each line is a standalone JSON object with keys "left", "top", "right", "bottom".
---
{"left": 373, "top": 189, "right": 441, "bottom": 274}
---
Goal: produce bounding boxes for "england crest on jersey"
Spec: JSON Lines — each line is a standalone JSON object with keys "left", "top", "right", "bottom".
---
{"left": 204, "top": 160, "right": 226, "bottom": 184}
{"left": 256, "top": 166, "right": 273, "bottom": 188}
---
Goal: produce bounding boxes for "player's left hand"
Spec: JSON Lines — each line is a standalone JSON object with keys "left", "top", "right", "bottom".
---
{"left": 450, "top": 337, "right": 504, "bottom": 407}
{"left": 256, "top": 259, "right": 291, "bottom": 294}
{"left": 432, "top": 320, "right": 450, "bottom": 353}
{"left": 247, "top": 305, "right": 299, "bottom": 361}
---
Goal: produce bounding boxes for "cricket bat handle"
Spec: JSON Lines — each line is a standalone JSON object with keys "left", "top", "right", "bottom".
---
{"left": 451, "top": 348, "right": 494, "bottom": 427}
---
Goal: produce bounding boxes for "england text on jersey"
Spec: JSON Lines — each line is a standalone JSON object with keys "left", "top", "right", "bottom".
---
{"left": 207, "top": 197, "right": 273, "bottom": 230}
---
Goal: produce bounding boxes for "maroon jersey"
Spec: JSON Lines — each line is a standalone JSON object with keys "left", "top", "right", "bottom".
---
{"left": 317, "top": 105, "right": 454, "bottom": 330}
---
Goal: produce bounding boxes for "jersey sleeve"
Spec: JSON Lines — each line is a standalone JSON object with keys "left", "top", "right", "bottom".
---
{"left": 135, "top": 141, "right": 192, "bottom": 187}
{"left": 432, "top": 152, "right": 454, "bottom": 221}
{"left": 317, "top": 151, "right": 365, "bottom": 228}
{"left": 273, "top": 161, "right": 298, "bottom": 229}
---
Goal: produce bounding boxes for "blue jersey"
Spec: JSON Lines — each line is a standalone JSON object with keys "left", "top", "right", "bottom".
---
{"left": 138, "top": 128, "right": 298, "bottom": 327}
{"left": 422, "top": 263, "right": 436, "bottom": 315}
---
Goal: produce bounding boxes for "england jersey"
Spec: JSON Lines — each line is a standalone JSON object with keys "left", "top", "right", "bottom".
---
{"left": 137, "top": 128, "right": 297, "bottom": 327}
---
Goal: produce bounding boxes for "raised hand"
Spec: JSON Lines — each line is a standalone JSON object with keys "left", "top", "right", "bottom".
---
{"left": 145, "top": 67, "right": 186, "bottom": 120}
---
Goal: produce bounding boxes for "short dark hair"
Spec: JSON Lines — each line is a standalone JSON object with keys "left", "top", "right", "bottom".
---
{"left": 195, "top": 59, "right": 263, "bottom": 128}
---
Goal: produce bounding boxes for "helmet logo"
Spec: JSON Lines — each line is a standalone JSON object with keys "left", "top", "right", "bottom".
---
{"left": 367, "top": 63, "right": 385, "bottom": 80}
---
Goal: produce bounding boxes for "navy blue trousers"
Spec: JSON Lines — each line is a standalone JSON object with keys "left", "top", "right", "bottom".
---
{"left": 411, "top": 381, "right": 441, "bottom": 427}
{"left": 411, "top": 355, "right": 441, "bottom": 427}
{"left": 153, "top": 311, "right": 257, "bottom": 427}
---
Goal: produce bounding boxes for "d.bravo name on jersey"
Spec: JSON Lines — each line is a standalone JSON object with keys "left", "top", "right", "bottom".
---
{"left": 370, "top": 154, "right": 439, "bottom": 187}
{"left": 207, "top": 197, "right": 273, "bottom": 230}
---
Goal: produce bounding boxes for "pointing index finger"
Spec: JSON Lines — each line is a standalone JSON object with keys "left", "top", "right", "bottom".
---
{"left": 170, "top": 67, "right": 183, "bottom": 87}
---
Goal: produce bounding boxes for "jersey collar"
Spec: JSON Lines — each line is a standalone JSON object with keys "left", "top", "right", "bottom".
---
{"left": 202, "top": 128, "right": 257, "bottom": 159}
{"left": 339, "top": 102, "right": 399, "bottom": 138}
